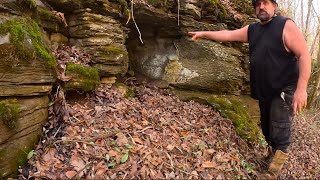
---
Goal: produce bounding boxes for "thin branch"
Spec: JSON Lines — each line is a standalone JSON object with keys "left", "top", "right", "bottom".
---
{"left": 129, "top": 0, "right": 143, "bottom": 44}
{"left": 177, "top": 0, "right": 180, "bottom": 26}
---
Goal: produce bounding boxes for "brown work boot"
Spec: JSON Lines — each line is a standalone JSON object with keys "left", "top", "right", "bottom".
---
{"left": 256, "top": 146, "right": 274, "bottom": 168}
{"left": 257, "top": 150, "right": 288, "bottom": 179}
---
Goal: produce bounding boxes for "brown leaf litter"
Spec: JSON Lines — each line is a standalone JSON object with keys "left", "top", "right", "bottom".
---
{"left": 18, "top": 84, "right": 262, "bottom": 179}
{"left": 17, "top": 45, "right": 320, "bottom": 179}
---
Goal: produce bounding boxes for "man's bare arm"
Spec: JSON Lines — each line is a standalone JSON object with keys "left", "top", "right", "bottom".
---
{"left": 188, "top": 25, "right": 249, "bottom": 43}
{"left": 283, "top": 20, "right": 311, "bottom": 114}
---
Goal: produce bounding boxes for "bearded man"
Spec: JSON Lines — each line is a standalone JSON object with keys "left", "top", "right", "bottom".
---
{"left": 188, "top": 0, "right": 311, "bottom": 178}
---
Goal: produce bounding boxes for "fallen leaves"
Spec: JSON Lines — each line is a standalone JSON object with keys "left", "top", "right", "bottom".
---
{"left": 18, "top": 45, "right": 320, "bottom": 179}
{"left": 18, "top": 81, "right": 320, "bottom": 179}
{"left": 20, "top": 84, "right": 262, "bottom": 179}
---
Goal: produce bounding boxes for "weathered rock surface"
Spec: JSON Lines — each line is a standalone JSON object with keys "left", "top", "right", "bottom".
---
{"left": 172, "top": 38, "right": 246, "bottom": 94}
{"left": 0, "top": 96, "right": 49, "bottom": 178}
{"left": 43, "top": 0, "right": 254, "bottom": 94}
{"left": 0, "top": 3, "right": 56, "bottom": 177}
{"left": 126, "top": 4, "right": 250, "bottom": 94}
{"left": 68, "top": 9, "right": 128, "bottom": 76}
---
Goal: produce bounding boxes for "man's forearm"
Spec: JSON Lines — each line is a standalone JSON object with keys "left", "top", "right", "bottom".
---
{"left": 296, "top": 55, "right": 311, "bottom": 91}
{"left": 201, "top": 30, "right": 232, "bottom": 42}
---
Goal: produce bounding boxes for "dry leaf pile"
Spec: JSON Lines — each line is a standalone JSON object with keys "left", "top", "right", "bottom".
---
{"left": 19, "top": 84, "right": 260, "bottom": 179}
{"left": 17, "top": 45, "right": 320, "bottom": 179}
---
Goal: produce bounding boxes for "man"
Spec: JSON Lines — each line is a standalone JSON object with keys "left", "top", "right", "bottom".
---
{"left": 189, "top": 0, "right": 311, "bottom": 179}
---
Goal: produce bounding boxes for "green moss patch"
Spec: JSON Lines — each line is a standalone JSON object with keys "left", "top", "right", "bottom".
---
{"left": 66, "top": 63, "right": 100, "bottom": 91}
{"left": 0, "top": 99, "right": 19, "bottom": 129}
{"left": 210, "top": 0, "right": 217, "bottom": 6}
{"left": 24, "top": 0, "right": 37, "bottom": 9}
{"left": 37, "top": 7, "right": 56, "bottom": 20}
{"left": 207, "top": 96, "right": 259, "bottom": 143}
{"left": 113, "top": 83, "right": 135, "bottom": 98}
{"left": 0, "top": 18, "right": 57, "bottom": 69}
{"left": 105, "top": 46, "right": 128, "bottom": 55}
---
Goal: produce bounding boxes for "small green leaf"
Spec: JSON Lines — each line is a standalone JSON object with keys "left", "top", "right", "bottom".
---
{"left": 105, "top": 154, "right": 110, "bottom": 161}
{"left": 89, "top": 142, "right": 95, "bottom": 146}
{"left": 121, "top": 152, "right": 129, "bottom": 163}
{"left": 115, "top": 147, "right": 121, "bottom": 152}
{"left": 198, "top": 143, "right": 205, "bottom": 151}
{"left": 48, "top": 101, "right": 54, "bottom": 107}
{"left": 108, "top": 162, "right": 117, "bottom": 168}
{"left": 27, "top": 150, "right": 35, "bottom": 159}
{"left": 110, "top": 141, "right": 116, "bottom": 146}
{"left": 124, "top": 143, "right": 132, "bottom": 149}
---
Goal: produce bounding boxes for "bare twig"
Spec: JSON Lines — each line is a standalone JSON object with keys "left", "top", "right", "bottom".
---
{"left": 177, "top": 0, "right": 180, "bottom": 26}
{"left": 122, "top": 172, "right": 128, "bottom": 180}
{"left": 135, "top": 126, "right": 153, "bottom": 133}
{"left": 127, "top": 0, "right": 143, "bottom": 44}
{"left": 310, "top": 111, "right": 320, "bottom": 121}
{"left": 127, "top": 133, "right": 136, "bottom": 145}
{"left": 53, "top": 125, "right": 62, "bottom": 138}
{"left": 165, "top": 152, "right": 174, "bottom": 167}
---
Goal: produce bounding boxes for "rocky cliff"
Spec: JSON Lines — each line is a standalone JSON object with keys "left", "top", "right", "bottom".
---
{"left": 44, "top": 0, "right": 256, "bottom": 94}
{"left": 0, "top": 0, "right": 56, "bottom": 177}
{"left": 0, "top": 0, "right": 257, "bottom": 177}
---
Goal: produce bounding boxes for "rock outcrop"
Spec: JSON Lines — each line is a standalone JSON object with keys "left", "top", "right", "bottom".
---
{"left": 0, "top": 0, "right": 258, "bottom": 177}
{"left": 44, "top": 0, "right": 255, "bottom": 95}
{"left": 45, "top": 0, "right": 129, "bottom": 76}
{"left": 0, "top": 1, "right": 56, "bottom": 177}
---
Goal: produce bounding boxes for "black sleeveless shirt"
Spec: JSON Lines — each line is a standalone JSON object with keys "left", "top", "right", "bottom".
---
{"left": 248, "top": 16, "right": 299, "bottom": 101}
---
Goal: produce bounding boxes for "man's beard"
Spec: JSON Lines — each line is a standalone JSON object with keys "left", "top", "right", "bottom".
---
{"left": 257, "top": 10, "right": 272, "bottom": 22}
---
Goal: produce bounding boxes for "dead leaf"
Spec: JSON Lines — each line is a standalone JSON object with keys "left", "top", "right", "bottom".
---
{"left": 128, "top": 161, "right": 138, "bottom": 178}
{"left": 70, "top": 154, "right": 86, "bottom": 171}
{"left": 65, "top": 170, "right": 77, "bottom": 179}
{"left": 202, "top": 161, "right": 217, "bottom": 168}
{"left": 166, "top": 144, "right": 175, "bottom": 151}
{"left": 108, "top": 150, "right": 118, "bottom": 157}
{"left": 95, "top": 168, "right": 107, "bottom": 178}
{"left": 116, "top": 132, "right": 129, "bottom": 146}
{"left": 133, "top": 137, "right": 144, "bottom": 144}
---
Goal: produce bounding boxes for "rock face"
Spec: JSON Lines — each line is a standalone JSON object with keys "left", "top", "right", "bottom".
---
{"left": 172, "top": 38, "right": 246, "bottom": 94}
{"left": 0, "top": 0, "right": 257, "bottom": 177}
{"left": 0, "top": 97, "right": 49, "bottom": 178}
{"left": 44, "top": 0, "right": 254, "bottom": 95}
{"left": 44, "top": 0, "right": 129, "bottom": 76}
{"left": 0, "top": 1, "right": 56, "bottom": 177}
{"left": 126, "top": 3, "right": 252, "bottom": 95}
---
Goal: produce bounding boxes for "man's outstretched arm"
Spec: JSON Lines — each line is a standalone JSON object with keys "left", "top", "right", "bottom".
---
{"left": 188, "top": 25, "right": 249, "bottom": 43}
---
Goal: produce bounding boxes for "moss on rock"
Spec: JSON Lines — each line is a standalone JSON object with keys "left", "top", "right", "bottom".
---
{"left": 65, "top": 63, "right": 100, "bottom": 91}
{"left": 105, "top": 46, "right": 128, "bottom": 55}
{"left": 210, "top": 0, "right": 218, "bottom": 6}
{"left": 25, "top": 0, "right": 37, "bottom": 9}
{"left": 0, "top": 18, "right": 57, "bottom": 70}
{"left": 113, "top": 83, "right": 135, "bottom": 98}
{"left": 207, "top": 96, "right": 259, "bottom": 143}
{"left": 0, "top": 99, "right": 19, "bottom": 129}
{"left": 37, "top": 7, "right": 56, "bottom": 20}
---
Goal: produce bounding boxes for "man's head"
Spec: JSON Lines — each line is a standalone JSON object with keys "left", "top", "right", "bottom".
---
{"left": 252, "top": 0, "right": 277, "bottom": 23}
